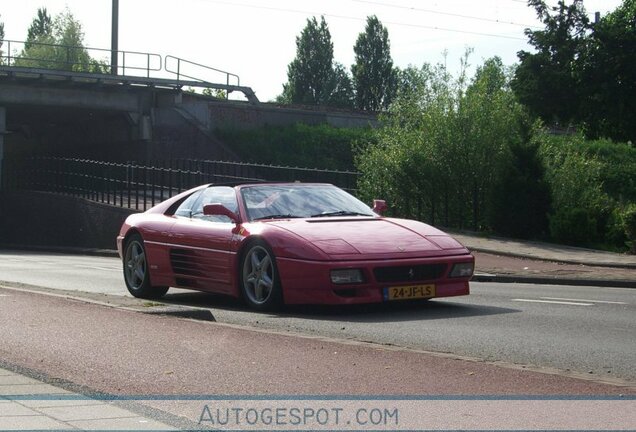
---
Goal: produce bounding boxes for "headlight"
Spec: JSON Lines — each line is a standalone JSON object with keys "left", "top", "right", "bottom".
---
{"left": 330, "top": 269, "right": 364, "bottom": 284}
{"left": 450, "top": 262, "right": 474, "bottom": 278}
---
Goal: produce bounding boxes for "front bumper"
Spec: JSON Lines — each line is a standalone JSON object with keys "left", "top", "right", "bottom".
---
{"left": 116, "top": 235, "right": 124, "bottom": 259}
{"left": 277, "top": 254, "right": 473, "bottom": 305}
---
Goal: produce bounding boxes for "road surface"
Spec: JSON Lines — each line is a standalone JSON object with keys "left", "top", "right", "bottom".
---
{"left": 0, "top": 249, "right": 634, "bottom": 384}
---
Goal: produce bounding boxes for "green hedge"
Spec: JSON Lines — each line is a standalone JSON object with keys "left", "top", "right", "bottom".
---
{"left": 216, "top": 124, "right": 375, "bottom": 171}
{"left": 537, "top": 133, "right": 636, "bottom": 251}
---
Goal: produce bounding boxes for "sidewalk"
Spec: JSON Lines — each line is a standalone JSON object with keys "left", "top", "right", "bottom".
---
{"left": 453, "top": 233, "right": 636, "bottom": 268}
{"left": 0, "top": 367, "right": 176, "bottom": 431}
{"left": 452, "top": 234, "right": 636, "bottom": 288}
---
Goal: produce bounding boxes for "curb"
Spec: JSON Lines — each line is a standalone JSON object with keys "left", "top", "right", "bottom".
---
{"left": 469, "top": 246, "right": 636, "bottom": 270}
{"left": 473, "top": 273, "right": 636, "bottom": 289}
{"left": 0, "top": 244, "right": 119, "bottom": 258}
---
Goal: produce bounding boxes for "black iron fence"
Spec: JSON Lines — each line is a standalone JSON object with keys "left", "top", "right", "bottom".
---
{"left": 1, "top": 157, "right": 360, "bottom": 212}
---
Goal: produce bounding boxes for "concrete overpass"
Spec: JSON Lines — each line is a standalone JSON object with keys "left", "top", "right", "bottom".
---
{"left": 0, "top": 45, "right": 261, "bottom": 184}
{"left": 0, "top": 44, "right": 376, "bottom": 187}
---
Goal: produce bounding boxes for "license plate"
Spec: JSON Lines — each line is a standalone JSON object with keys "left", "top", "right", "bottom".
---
{"left": 383, "top": 284, "right": 436, "bottom": 301}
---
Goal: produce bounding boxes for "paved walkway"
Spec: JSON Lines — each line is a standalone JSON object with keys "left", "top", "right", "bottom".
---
{"left": 451, "top": 233, "right": 636, "bottom": 287}
{"left": 0, "top": 367, "right": 176, "bottom": 431}
{"left": 453, "top": 233, "right": 636, "bottom": 268}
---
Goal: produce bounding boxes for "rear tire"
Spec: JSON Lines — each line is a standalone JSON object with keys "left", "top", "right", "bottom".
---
{"left": 240, "top": 240, "right": 283, "bottom": 311}
{"left": 123, "top": 234, "right": 169, "bottom": 299}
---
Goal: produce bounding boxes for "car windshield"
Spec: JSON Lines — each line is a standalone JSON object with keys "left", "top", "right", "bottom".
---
{"left": 240, "top": 184, "right": 375, "bottom": 222}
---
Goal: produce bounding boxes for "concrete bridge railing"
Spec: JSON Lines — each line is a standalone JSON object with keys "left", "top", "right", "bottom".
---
{"left": 0, "top": 39, "right": 259, "bottom": 103}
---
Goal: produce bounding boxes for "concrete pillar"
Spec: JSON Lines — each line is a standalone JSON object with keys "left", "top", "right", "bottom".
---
{"left": 0, "top": 107, "right": 5, "bottom": 189}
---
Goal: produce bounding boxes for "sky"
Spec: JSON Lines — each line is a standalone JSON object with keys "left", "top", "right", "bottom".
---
{"left": 0, "top": 0, "right": 623, "bottom": 102}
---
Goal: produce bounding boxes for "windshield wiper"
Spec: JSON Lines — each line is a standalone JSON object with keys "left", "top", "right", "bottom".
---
{"left": 252, "top": 214, "right": 302, "bottom": 221}
{"left": 311, "top": 210, "right": 372, "bottom": 218}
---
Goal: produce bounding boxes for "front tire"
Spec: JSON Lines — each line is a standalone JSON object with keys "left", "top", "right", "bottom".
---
{"left": 240, "top": 240, "right": 283, "bottom": 311}
{"left": 123, "top": 234, "right": 169, "bottom": 299}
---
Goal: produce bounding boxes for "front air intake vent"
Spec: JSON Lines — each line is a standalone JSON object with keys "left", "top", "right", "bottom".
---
{"left": 373, "top": 264, "right": 447, "bottom": 283}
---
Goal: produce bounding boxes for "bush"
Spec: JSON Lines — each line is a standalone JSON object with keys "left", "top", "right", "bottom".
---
{"left": 216, "top": 124, "right": 374, "bottom": 171}
{"left": 486, "top": 140, "right": 550, "bottom": 238}
{"left": 537, "top": 134, "right": 608, "bottom": 213}
{"left": 549, "top": 207, "right": 598, "bottom": 246}
{"left": 537, "top": 132, "right": 636, "bottom": 251}
{"left": 620, "top": 204, "right": 636, "bottom": 253}
{"left": 579, "top": 138, "right": 636, "bottom": 203}
{"left": 603, "top": 208, "right": 628, "bottom": 251}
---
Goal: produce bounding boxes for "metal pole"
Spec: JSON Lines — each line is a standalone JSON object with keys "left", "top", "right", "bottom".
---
{"left": 0, "top": 107, "right": 6, "bottom": 190}
{"left": 111, "top": 0, "right": 119, "bottom": 75}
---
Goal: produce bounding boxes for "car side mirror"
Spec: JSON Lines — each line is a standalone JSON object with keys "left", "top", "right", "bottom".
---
{"left": 203, "top": 203, "right": 239, "bottom": 223}
{"left": 372, "top": 199, "right": 387, "bottom": 215}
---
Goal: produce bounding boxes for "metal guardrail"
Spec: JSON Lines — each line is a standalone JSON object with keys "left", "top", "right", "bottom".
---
{"left": 0, "top": 39, "right": 256, "bottom": 101}
{"left": 0, "top": 39, "right": 162, "bottom": 77}
{"left": 165, "top": 55, "right": 240, "bottom": 88}
{"left": 2, "top": 157, "right": 361, "bottom": 211}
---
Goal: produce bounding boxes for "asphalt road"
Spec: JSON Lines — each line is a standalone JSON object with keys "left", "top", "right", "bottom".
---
{"left": 1, "top": 250, "right": 634, "bottom": 384}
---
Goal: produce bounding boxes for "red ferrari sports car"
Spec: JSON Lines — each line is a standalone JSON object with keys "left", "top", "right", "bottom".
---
{"left": 117, "top": 183, "right": 474, "bottom": 310}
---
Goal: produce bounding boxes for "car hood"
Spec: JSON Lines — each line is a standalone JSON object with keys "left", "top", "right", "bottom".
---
{"left": 267, "top": 217, "right": 468, "bottom": 258}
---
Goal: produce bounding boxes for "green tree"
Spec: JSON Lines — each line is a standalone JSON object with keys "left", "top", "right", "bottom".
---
{"left": 352, "top": 16, "right": 397, "bottom": 111}
{"left": 202, "top": 87, "right": 227, "bottom": 99}
{"left": 328, "top": 62, "right": 355, "bottom": 108}
{"left": 280, "top": 16, "right": 352, "bottom": 107}
{"left": 511, "top": 0, "right": 589, "bottom": 126}
{"left": 26, "top": 8, "right": 52, "bottom": 49}
{"left": 579, "top": 0, "right": 636, "bottom": 143}
{"left": 357, "top": 55, "right": 528, "bottom": 231}
{"left": 282, "top": 16, "right": 334, "bottom": 105}
{"left": 395, "top": 66, "right": 422, "bottom": 98}
{"left": 455, "top": 56, "right": 529, "bottom": 230}
{"left": 16, "top": 8, "right": 107, "bottom": 73}
{"left": 54, "top": 8, "right": 90, "bottom": 69}
{"left": 0, "top": 15, "right": 5, "bottom": 64}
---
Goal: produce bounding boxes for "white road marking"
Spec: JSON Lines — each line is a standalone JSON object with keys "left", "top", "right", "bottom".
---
{"left": 1, "top": 259, "right": 58, "bottom": 265}
{"left": 541, "top": 297, "right": 628, "bottom": 305}
{"left": 512, "top": 299, "right": 593, "bottom": 306}
{"left": 74, "top": 265, "right": 120, "bottom": 271}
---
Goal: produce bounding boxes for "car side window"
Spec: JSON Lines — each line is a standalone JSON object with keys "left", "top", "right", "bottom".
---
{"left": 191, "top": 186, "right": 238, "bottom": 223}
{"left": 174, "top": 190, "right": 203, "bottom": 217}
